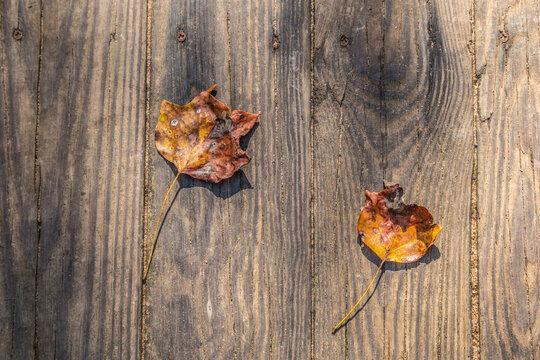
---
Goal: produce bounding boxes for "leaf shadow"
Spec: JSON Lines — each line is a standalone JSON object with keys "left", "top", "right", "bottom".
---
{"left": 162, "top": 155, "right": 253, "bottom": 199}
{"left": 239, "top": 122, "right": 259, "bottom": 150}
{"left": 359, "top": 235, "right": 441, "bottom": 271}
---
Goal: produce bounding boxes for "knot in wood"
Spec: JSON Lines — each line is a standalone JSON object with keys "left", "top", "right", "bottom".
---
{"left": 13, "top": 28, "right": 23, "bottom": 41}
{"left": 499, "top": 31, "right": 509, "bottom": 43}
{"left": 177, "top": 30, "right": 186, "bottom": 43}
{"left": 272, "top": 35, "right": 280, "bottom": 50}
{"left": 339, "top": 35, "right": 349, "bottom": 47}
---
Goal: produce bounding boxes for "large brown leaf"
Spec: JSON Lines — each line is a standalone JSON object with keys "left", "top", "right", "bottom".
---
{"left": 144, "top": 86, "right": 259, "bottom": 281}
{"left": 155, "top": 85, "right": 259, "bottom": 183}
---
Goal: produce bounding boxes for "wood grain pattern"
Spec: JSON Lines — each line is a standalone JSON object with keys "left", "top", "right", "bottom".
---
{"left": 0, "top": 1, "right": 40, "bottom": 358}
{"left": 34, "top": 1, "right": 145, "bottom": 358}
{"left": 475, "top": 0, "right": 540, "bottom": 358}
{"left": 144, "top": 0, "right": 311, "bottom": 359}
{"left": 312, "top": 0, "right": 474, "bottom": 358}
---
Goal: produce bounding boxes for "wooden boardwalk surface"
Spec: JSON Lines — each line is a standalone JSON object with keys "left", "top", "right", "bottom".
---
{"left": 0, "top": 0, "right": 538, "bottom": 359}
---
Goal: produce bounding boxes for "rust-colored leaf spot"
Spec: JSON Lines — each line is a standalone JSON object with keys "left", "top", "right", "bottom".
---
{"left": 333, "top": 181, "right": 441, "bottom": 333}
{"left": 144, "top": 86, "right": 259, "bottom": 281}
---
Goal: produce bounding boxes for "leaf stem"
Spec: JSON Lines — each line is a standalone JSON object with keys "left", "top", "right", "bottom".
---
{"left": 331, "top": 256, "right": 387, "bottom": 334}
{"left": 143, "top": 170, "right": 181, "bottom": 281}
{"left": 332, "top": 236, "right": 397, "bottom": 334}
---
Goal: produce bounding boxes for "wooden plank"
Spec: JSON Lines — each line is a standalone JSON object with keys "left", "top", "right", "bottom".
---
{"left": 475, "top": 0, "right": 540, "bottom": 358}
{"left": 35, "top": 1, "right": 146, "bottom": 358}
{"left": 144, "top": 0, "right": 311, "bottom": 358}
{"left": 0, "top": 1, "right": 40, "bottom": 358}
{"left": 313, "top": 0, "right": 473, "bottom": 358}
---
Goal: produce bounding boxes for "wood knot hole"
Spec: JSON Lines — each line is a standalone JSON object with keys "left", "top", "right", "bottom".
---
{"left": 499, "top": 31, "right": 509, "bottom": 43}
{"left": 177, "top": 30, "right": 186, "bottom": 43}
{"left": 272, "top": 35, "right": 280, "bottom": 50}
{"left": 339, "top": 35, "right": 349, "bottom": 47}
{"left": 13, "top": 28, "right": 23, "bottom": 41}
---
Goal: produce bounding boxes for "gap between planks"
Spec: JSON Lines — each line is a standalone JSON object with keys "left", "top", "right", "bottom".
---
{"left": 140, "top": 0, "right": 153, "bottom": 359}
{"left": 33, "top": 1, "right": 45, "bottom": 358}
{"left": 469, "top": 0, "right": 480, "bottom": 358}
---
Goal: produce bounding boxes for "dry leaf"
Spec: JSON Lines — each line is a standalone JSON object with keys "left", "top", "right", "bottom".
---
{"left": 155, "top": 85, "right": 259, "bottom": 183}
{"left": 358, "top": 182, "right": 441, "bottom": 263}
{"left": 144, "top": 86, "right": 259, "bottom": 281}
{"left": 333, "top": 181, "right": 441, "bottom": 333}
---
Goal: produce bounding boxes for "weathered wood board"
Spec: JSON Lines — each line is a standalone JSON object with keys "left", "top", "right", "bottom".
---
{"left": 475, "top": 0, "right": 540, "bottom": 358}
{"left": 0, "top": 1, "right": 39, "bottom": 358}
{"left": 143, "top": 0, "right": 311, "bottom": 358}
{"left": 36, "top": 1, "right": 146, "bottom": 358}
{"left": 313, "top": 0, "right": 473, "bottom": 358}
{"left": 1, "top": 0, "right": 539, "bottom": 359}
{"left": 1, "top": 0, "right": 146, "bottom": 359}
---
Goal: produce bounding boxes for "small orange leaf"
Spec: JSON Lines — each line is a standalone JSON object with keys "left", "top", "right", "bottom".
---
{"left": 155, "top": 85, "right": 259, "bottom": 183}
{"left": 358, "top": 182, "right": 441, "bottom": 263}
{"left": 333, "top": 182, "right": 440, "bottom": 333}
